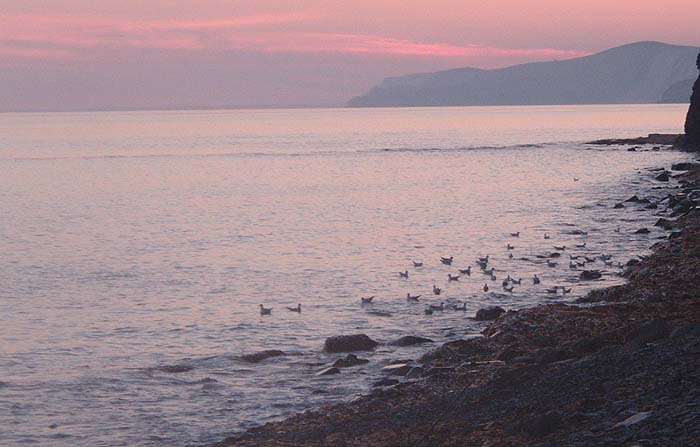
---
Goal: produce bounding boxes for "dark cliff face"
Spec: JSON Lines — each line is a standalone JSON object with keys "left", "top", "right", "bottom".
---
{"left": 684, "top": 53, "right": 700, "bottom": 149}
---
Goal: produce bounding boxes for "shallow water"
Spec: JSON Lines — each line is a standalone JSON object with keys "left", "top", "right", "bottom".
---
{"left": 0, "top": 104, "right": 693, "bottom": 446}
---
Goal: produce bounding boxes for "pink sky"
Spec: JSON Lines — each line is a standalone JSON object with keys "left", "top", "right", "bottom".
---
{"left": 0, "top": 0, "right": 699, "bottom": 110}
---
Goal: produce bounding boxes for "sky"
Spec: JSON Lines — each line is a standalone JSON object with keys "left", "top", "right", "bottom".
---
{"left": 1, "top": 0, "right": 699, "bottom": 111}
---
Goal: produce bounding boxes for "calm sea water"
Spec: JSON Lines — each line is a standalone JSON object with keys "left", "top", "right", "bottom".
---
{"left": 0, "top": 105, "right": 692, "bottom": 446}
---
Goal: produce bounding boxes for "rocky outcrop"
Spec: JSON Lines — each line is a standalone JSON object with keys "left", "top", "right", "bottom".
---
{"left": 323, "top": 334, "right": 379, "bottom": 353}
{"left": 684, "top": 53, "right": 700, "bottom": 150}
{"left": 475, "top": 306, "right": 506, "bottom": 321}
{"left": 331, "top": 354, "right": 370, "bottom": 368}
{"left": 390, "top": 336, "right": 434, "bottom": 347}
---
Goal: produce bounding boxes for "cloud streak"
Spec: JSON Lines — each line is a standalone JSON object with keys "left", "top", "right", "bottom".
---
{"left": 0, "top": 14, "right": 588, "bottom": 65}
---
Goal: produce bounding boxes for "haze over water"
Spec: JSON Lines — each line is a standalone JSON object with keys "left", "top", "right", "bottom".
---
{"left": 0, "top": 104, "right": 692, "bottom": 446}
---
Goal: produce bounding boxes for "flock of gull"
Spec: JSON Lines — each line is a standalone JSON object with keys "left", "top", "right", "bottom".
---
{"left": 259, "top": 229, "right": 626, "bottom": 316}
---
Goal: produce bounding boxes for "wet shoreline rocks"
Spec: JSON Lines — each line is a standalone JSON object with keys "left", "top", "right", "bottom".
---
{"left": 323, "top": 334, "right": 379, "bottom": 353}
{"left": 213, "top": 162, "right": 700, "bottom": 447}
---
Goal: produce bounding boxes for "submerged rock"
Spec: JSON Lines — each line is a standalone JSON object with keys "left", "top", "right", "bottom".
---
{"left": 655, "top": 172, "right": 671, "bottom": 182}
{"left": 239, "top": 350, "right": 286, "bottom": 363}
{"left": 157, "top": 364, "right": 194, "bottom": 373}
{"left": 655, "top": 218, "right": 675, "bottom": 230}
{"left": 672, "top": 162, "right": 700, "bottom": 171}
{"left": 635, "top": 228, "right": 651, "bottom": 234}
{"left": 323, "top": 334, "right": 379, "bottom": 353}
{"left": 613, "top": 203, "right": 626, "bottom": 209}
{"left": 580, "top": 270, "right": 602, "bottom": 280}
{"left": 390, "top": 336, "right": 434, "bottom": 347}
{"left": 331, "top": 354, "right": 369, "bottom": 368}
{"left": 475, "top": 306, "right": 506, "bottom": 321}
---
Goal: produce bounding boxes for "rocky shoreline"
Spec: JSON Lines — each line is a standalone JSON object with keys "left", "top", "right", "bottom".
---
{"left": 212, "top": 152, "right": 700, "bottom": 447}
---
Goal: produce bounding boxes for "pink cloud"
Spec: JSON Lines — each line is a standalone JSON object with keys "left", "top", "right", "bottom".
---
{"left": 0, "top": 14, "right": 589, "bottom": 66}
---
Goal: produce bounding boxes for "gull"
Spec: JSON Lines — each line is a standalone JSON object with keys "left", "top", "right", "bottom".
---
{"left": 546, "top": 287, "right": 559, "bottom": 294}
{"left": 503, "top": 285, "right": 514, "bottom": 293}
{"left": 577, "top": 261, "right": 586, "bottom": 267}
{"left": 429, "top": 302, "right": 445, "bottom": 311}
{"left": 490, "top": 274, "right": 497, "bottom": 281}
{"left": 399, "top": 270, "right": 409, "bottom": 279}
{"left": 448, "top": 274, "right": 460, "bottom": 281}
{"left": 614, "top": 226, "right": 621, "bottom": 233}
{"left": 570, "top": 254, "right": 580, "bottom": 260}
{"left": 573, "top": 177, "right": 580, "bottom": 182}
{"left": 459, "top": 267, "right": 471, "bottom": 275}
{"left": 502, "top": 278, "right": 509, "bottom": 288}
{"left": 547, "top": 260, "right": 557, "bottom": 268}
{"left": 424, "top": 307, "right": 433, "bottom": 315}
{"left": 569, "top": 262, "right": 577, "bottom": 269}
{"left": 562, "top": 287, "right": 572, "bottom": 294}
{"left": 432, "top": 285, "right": 442, "bottom": 295}
{"left": 533, "top": 274, "right": 541, "bottom": 284}
{"left": 544, "top": 233, "right": 551, "bottom": 239}
{"left": 510, "top": 232, "right": 520, "bottom": 237}
{"left": 507, "top": 244, "right": 515, "bottom": 250}
{"left": 575, "top": 243, "right": 587, "bottom": 248}
{"left": 553, "top": 245, "right": 566, "bottom": 251}
{"left": 511, "top": 278, "right": 522, "bottom": 285}
{"left": 361, "top": 296, "right": 375, "bottom": 304}
{"left": 406, "top": 293, "right": 421, "bottom": 301}
{"left": 286, "top": 303, "right": 302, "bottom": 313}
{"left": 482, "top": 267, "right": 495, "bottom": 276}
{"left": 604, "top": 260, "right": 613, "bottom": 267}
{"left": 412, "top": 261, "right": 423, "bottom": 267}
{"left": 509, "top": 252, "right": 514, "bottom": 259}
{"left": 477, "top": 255, "right": 490, "bottom": 264}
{"left": 259, "top": 304, "right": 272, "bottom": 315}
{"left": 600, "top": 254, "right": 612, "bottom": 261}
{"left": 483, "top": 283, "right": 489, "bottom": 292}
{"left": 440, "top": 256, "right": 454, "bottom": 266}
{"left": 584, "top": 256, "right": 597, "bottom": 263}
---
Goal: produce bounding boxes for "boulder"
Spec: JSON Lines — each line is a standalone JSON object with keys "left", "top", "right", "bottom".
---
{"left": 635, "top": 228, "right": 651, "bottom": 234}
{"left": 624, "top": 195, "right": 640, "bottom": 202}
{"left": 323, "top": 334, "right": 379, "bottom": 353}
{"left": 683, "top": 53, "right": 700, "bottom": 149}
{"left": 475, "top": 306, "right": 506, "bottom": 321}
{"left": 390, "top": 336, "right": 434, "bottom": 347}
{"left": 626, "top": 259, "right": 641, "bottom": 267}
{"left": 315, "top": 367, "right": 341, "bottom": 376}
{"left": 671, "top": 162, "right": 700, "bottom": 171}
{"left": 654, "top": 218, "right": 674, "bottom": 230}
{"left": 331, "top": 354, "right": 369, "bottom": 368}
{"left": 381, "top": 363, "right": 412, "bottom": 376}
{"left": 580, "top": 270, "right": 602, "bottom": 280}
{"left": 239, "top": 350, "right": 286, "bottom": 363}
{"left": 613, "top": 203, "right": 625, "bottom": 209}
{"left": 655, "top": 172, "right": 670, "bottom": 182}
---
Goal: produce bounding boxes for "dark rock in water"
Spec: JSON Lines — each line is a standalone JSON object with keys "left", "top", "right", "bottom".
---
{"left": 670, "top": 323, "right": 700, "bottom": 339}
{"left": 613, "top": 203, "right": 625, "bottom": 209}
{"left": 475, "top": 306, "right": 506, "bottom": 321}
{"left": 669, "top": 229, "right": 684, "bottom": 239}
{"left": 239, "top": 350, "right": 286, "bottom": 363}
{"left": 366, "top": 310, "right": 393, "bottom": 317}
{"left": 323, "top": 334, "right": 379, "bottom": 353}
{"left": 655, "top": 172, "right": 671, "bottom": 182}
{"left": 635, "top": 228, "right": 651, "bottom": 234}
{"left": 627, "top": 147, "right": 637, "bottom": 152}
{"left": 381, "top": 363, "right": 412, "bottom": 376}
{"left": 580, "top": 270, "right": 602, "bottom": 280}
{"left": 672, "top": 198, "right": 693, "bottom": 216}
{"left": 626, "top": 319, "right": 670, "bottom": 350}
{"left": 624, "top": 195, "right": 640, "bottom": 202}
{"left": 645, "top": 202, "right": 658, "bottom": 209}
{"left": 316, "top": 367, "right": 341, "bottom": 376}
{"left": 331, "top": 354, "right": 369, "bottom": 368}
{"left": 548, "top": 252, "right": 561, "bottom": 258}
{"left": 373, "top": 378, "right": 399, "bottom": 387}
{"left": 391, "top": 335, "right": 434, "bottom": 347}
{"left": 672, "top": 162, "right": 700, "bottom": 171}
{"left": 654, "top": 218, "right": 674, "bottom": 230}
{"left": 626, "top": 259, "right": 641, "bottom": 267}
{"left": 518, "top": 411, "right": 563, "bottom": 437}
{"left": 684, "top": 53, "right": 700, "bottom": 150}
{"left": 157, "top": 364, "right": 194, "bottom": 373}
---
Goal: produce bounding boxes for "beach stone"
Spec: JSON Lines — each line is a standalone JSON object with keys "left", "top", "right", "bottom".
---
{"left": 614, "top": 411, "right": 652, "bottom": 428}
{"left": 390, "top": 335, "right": 434, "bottom": 347}
{"left": 580, "top": 270, "right": 602, "bottom": 280}
{"left": 635, "top": 228, "right": 651, "bottom": 234}
{"left": 381, "top": 363, "right": 412, "bottom": 376}
{"left": 669, "top": 323, "right": 700, "bottom": 340}
{"left": 316, "top": 367, "right": 340, "bottom": 376}
{"left": 372, "top": 378, "right": 399, "bottom": 387}
{"left": 672, "top": 162, "right": 700, "bottom": 171}
{"left": 331, "top": 354, "right": 369, "bottom": 368}
{"left": 239, "top": 350, "right": 286, "bottom": 363}
{"left": 626, "top": 320, "right": 670, "bottom": 350}
{"left": 613, "top": 203, "right": 626, "bottom": 209}
{"left": 655, "top": 172, "right": 670, "bottom": 182}
{"left": 520, "top": 411, "right": 563, "bottom": 437}
{"left": 323, "top": 334, "right": 378, "bottom": 353}
{"left": 475, "top": 306, "right": 506, "bottom": 321}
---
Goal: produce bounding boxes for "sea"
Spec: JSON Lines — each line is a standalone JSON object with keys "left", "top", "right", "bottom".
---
{"left": 0, "top": 104, "right": 693, "bottom": 446}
